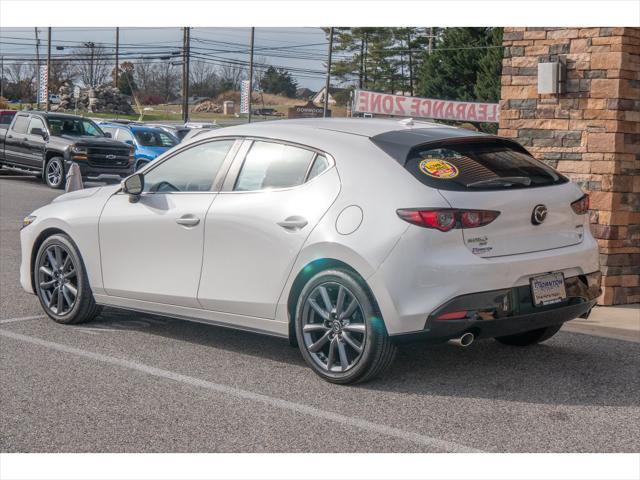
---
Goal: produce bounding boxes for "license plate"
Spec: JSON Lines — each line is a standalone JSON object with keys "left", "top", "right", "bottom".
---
{"left": 530, "top": 272, "right": 567, "bottom": 306}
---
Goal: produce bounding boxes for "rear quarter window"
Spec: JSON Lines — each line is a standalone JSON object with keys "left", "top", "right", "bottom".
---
{"left": 403, "top": 141, "right": 567, "bottom": 191}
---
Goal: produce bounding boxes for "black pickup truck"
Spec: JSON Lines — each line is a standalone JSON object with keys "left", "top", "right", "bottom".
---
{"left": 0, "top": 111, "right": 135, "bottom": 189}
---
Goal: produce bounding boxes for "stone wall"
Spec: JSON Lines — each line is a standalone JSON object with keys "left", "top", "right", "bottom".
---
{"left": 499, "top": 27, "right": 640, "bottom": 305}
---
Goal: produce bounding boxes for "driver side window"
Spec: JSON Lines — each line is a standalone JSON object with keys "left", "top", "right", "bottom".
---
{"left": 143, "top": 140, "right": 234, "bottom": 193}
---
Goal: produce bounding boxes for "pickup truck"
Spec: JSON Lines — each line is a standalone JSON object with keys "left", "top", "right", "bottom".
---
{"left": 0, "top": 111, "right": 135, "bottom": 189}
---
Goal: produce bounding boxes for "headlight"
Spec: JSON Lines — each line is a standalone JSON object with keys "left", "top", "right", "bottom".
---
{"left": 71, "top": 146, "right": 88, "bottom": 154}
{"left": 22, "top": 215, "right": 36, "bottom": 229}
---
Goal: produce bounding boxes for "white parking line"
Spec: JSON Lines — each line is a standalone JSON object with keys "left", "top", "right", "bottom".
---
{"left": 0, "top": 315, "right": 45, "bottom": 324}
{"left": 0, "top": 328, "right": 482, "bottom": 453}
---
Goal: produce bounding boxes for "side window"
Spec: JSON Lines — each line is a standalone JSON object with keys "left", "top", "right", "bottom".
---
{"left": 102, "top": 127, "right": 116, "bottom": 138}
{"left": 307, "top": 154, "right": 330, "bottom": 181}
{"left": 234, "top": 141, "right": 316, "bottom": 191}
{"left": 117, "top": 129, "right": 134, "bottom": 143}
{"left": 12, "top": 115, "right": 29, "bottom": 134}
{"left": 27, "top": 117, "right": 45, "bottom": 135}
{"left": 143, "top": 140, "right": 234, "bottom": 193}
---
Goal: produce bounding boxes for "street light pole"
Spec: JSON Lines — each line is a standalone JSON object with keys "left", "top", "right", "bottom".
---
{"left": 323, "top": 27, "right": 334, "bottom": 118}
{"left": 182, "top": 27, "right": 190, "bottom": 124}
{"left": 35, "top": 28, "right": 40, "bottom": 109}
{"left": 114, "top": 27, "right": 120, "bottom": 87}
{"left": 45, "top": 27, "right": 51, "bottom": 112}
{"left": 247, "top": 27, "right": 255, "bottom": 123}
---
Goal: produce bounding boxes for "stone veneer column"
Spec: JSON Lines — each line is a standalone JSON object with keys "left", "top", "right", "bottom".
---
{"left": 498, "top": 27, "right": 640, "bottom": 305}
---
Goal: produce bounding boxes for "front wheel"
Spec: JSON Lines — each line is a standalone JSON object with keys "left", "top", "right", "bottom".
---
{"left": 295, "top": 269, "right": 396, "bottom": 384}
{"left": 44, "top": 157, "right": 65, "bottom": 189}
{"left": 135, "top": 160, "right": 149, "bottom": 171}
{"left": 34, "top": 234, "right": 102, "bottom": 324}
{"left": 495, "top": 324, "right": 562, "bottom": 346}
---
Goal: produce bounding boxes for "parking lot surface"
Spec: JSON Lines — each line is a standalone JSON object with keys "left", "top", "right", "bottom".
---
{"left": 1, "top": 174, "right": 639, "bottom": 453}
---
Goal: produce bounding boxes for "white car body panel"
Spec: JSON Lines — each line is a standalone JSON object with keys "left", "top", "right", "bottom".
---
{"left": 20, "top": 118, "right": 600, "bottom": 340}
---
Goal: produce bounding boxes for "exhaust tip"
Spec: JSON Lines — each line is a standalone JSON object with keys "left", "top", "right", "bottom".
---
{"left": 447, "top": 332, "right": 475, "bottom": 348}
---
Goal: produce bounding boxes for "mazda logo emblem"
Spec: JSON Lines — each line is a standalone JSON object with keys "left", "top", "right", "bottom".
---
{"left": 531, "top": 204, "right": 547, "bottom": 225}
{"left": 106, "top": 154, "right": 116, "bottom": 160}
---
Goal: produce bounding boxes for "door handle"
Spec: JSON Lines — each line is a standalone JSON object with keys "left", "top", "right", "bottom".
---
{"left": 277, "top": 216, "right": 308, "bottom": 230}
{"left": 175, "top": 215, "right": 200, "bottom": 227}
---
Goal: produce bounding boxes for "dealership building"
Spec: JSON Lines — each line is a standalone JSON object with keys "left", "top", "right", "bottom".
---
{"left": 498, "top": 27, "right": 640, "bottom": 305}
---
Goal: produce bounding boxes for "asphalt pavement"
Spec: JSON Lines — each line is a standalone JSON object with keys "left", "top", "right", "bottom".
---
{"left": 1, "top": 174, "right": 639, "bottom": 452}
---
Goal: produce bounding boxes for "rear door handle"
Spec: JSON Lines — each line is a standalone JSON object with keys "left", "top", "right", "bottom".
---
{"left": 175, "top": 215, "right": 200, "bottom": 227}
{"left": 277, "top": 216, "right": 308, "bottom": 230}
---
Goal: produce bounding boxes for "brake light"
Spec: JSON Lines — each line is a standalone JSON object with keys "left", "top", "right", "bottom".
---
{"left": 436, "top": 311, "right": 468, "bottom": 320}
{"left": 397, "top": 209, "right": 500, "bottom": 231}
{"left": 571, "top": 194, "right": 589, "bottom": 215}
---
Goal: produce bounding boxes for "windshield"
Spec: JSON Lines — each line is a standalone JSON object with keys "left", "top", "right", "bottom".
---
{"left": 402, "top": 141, "right": 567, "bottom": 191}
{"left": 47, "top": 116, "right": 104, "bottom": 137}
{"left": 133, "top": 129, "right": 178, "bottom": 148}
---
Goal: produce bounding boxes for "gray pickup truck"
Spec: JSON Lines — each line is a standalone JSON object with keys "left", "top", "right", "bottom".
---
{"left": 0, "top": 111, "right": 135, "bottom": 189}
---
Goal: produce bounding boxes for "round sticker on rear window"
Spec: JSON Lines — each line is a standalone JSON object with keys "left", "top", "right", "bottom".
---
{"left": 419, "top": 159, "right": 459, "bottom": 179}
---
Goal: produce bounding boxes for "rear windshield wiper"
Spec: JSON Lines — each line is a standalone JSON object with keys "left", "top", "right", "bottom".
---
{"left": 466, "top": 176, "right": 532, "bottom": 188}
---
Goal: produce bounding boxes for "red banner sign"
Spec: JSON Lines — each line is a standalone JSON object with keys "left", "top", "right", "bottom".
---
{"left": 353, "top": 89, "right": 500, "bottom": 123}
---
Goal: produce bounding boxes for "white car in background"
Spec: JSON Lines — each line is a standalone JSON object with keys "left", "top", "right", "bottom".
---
{"left": 20, "top": 118, "right": 601, "bottom": 384}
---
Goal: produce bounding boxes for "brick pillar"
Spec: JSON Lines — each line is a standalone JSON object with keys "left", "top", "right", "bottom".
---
{"left": 499, "top": 27, "right": 640, "bottom": 305}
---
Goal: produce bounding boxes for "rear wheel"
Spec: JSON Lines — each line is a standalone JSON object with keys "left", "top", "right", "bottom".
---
{"left": 495, "top": 324, "right": 562, "bottom": 346}
{"left": 44, "top": 157, "right": 65, "bottom": 189}
{"left": 295, "top": 269, "right": 396, "bottom": 384}
{"left": 34, "top": 234, "right": 102, "bottom": 324}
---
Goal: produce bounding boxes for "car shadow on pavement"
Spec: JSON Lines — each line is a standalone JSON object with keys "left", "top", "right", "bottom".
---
{"left": 90, "top": 308, "right": 639, "bottom": 408}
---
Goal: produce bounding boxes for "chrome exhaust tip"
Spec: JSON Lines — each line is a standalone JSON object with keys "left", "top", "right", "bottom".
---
{"left": 447, "top": 332, "right": 475, "bottom": 348}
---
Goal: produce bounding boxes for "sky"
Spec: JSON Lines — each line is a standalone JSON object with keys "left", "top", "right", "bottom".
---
{"left": 0, "top": 27, "right": 332, "bottom": 90}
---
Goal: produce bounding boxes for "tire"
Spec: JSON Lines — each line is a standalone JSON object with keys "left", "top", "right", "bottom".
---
{"left": 495, "top": 324, "right": 563, "bottom": 346}
{"left": 295, "top": 268, "right": 396, "bottom": 384}
{"left": 135, "top": 160, "right": 149, "bottom": 171}
{"left": 34, "top": 234, "right": 102, "bottom": 325}
{"left": 44, "top": 156, "right": 65, "bottom": 189}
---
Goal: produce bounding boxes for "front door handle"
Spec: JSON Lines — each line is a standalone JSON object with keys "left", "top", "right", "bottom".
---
{"left": 277, "top": 216, "right": 308, "bottom": 230}
{"left": 175, "top": 215, "right": 200, "bottom": 227}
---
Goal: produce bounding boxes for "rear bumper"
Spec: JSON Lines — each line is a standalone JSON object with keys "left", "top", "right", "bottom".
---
{"left": 390, "top": 272, "right": 601, "bottom": 343}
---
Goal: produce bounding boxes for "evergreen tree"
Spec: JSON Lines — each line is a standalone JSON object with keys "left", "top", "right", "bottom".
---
{"left": 259, "top": 66, "right": 298, "bottom": 97}
{"left": 116, "top": 62, "right": 137, "bottom": 95}
{"left": 475, "top": 27, "right": 504, "bottom": 103}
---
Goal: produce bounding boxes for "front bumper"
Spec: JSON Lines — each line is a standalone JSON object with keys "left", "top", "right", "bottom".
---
{"left": 390, "top": 271, "right": 601, "bottom": 343}
{"left": 66, "top": 160, "right": 133, "bottom": 182}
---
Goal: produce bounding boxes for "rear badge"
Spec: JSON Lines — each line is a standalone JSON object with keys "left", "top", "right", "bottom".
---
{"left": 419, "top": 159, "right": 459, "bottom": 179}
{"left": 531, "top": 204, "right": 548, "bottom": 225}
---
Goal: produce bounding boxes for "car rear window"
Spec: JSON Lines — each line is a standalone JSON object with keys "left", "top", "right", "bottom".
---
{"left": 395, "top": 140, "right": 566, "bottom": 191}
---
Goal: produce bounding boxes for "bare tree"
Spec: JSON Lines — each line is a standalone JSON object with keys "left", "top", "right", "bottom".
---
{"left": 71, "top": 43, "right": 112, "bottom": 87}
{"left": 252, "top": 56, "right": 269, "bottom": 90}
{"left": 189, "top": 60, "right": 219, "bottom": 98}
{"left": 218, "top": 62, "right": 246, "bottom": 91}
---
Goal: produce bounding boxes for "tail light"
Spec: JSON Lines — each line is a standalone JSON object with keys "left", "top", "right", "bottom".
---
{"left": 571, "top": 194, "right": 589, "bottom": 215}
{"left": 396, "top": 208, "right": 500, "bottom": 231}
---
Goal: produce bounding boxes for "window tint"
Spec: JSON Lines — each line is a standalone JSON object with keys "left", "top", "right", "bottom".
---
{"left": 134, "top": 129, "right": 177, "bottom": 147}
{"left": 307, "top": 154, "right": 330, "bottom": 181}
{"left": 234, "top": 141, "right": 315, "bottom": 191}
{"left": 403, "top": 141, "right": 567, "bottom": 191}
{"left": 12, "top": 115, "right": 29, "bottom": 134}
{"left": 0, "top": 112, "right": 16, "bottom": 125}
{"left": 116, "top": 129, "right": 134, "bottom": 143}
{"left": 46, "top": 116, "right": 103, "bottom": 137}
{"left": 28, "top": 117, "right": 45, "bottom": 135}
{"left": 143, "top": 140, "right": 234, "bottom": 193}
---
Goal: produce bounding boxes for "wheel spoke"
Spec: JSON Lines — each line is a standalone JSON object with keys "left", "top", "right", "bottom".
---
{"left": 39, "top": 279, "right": 56, "bottom": 288}
{"left": 62, "top": 285, "right": 73, "bottom": 307}
{"left": 308, "top": 299, "right": 330, "bottom": 321}
{"left": 336, "top": 286, "right": 346, "bottom": 316}
{"left": 63, "top": 268, "right": 76, "bottom": 279}
{"left": 342, "top": 332, "right": 363, "bottom": 353}
{"left": 48, "top": 286, "right": 59, "bottom": 307}
{"left": 326, "top": 337, "right": 337, "bottom": 370}
{"left": 57, "top": 286, "right": 64, "bottom": 312}
{"left": 54, "top": 246, "right": 63, "bottom": 269}
{"left": 65, "top": 283, "right": 78, "bottom": 297}
{"left": 308, "top": 330, "right": 331, "bottom": 353}
{"left": 62, "top": 254, "right": 71, "bottom": 271}
{"left": 46, "top": 250, "right": 58, "bottom": 270}
{"left": 39, "top": 266, "right": 53, "bottom": 277}
{"left": 342, "top": 323, "right": 366, "bottom": 334}
{"left": 318, "top": 286, "right": 333, "bottom": 312}
{"left": 337, "top": 340, "right": 349, "bottom": 371}
{"left": 303, "top": 323, "right": 328, "bottom": 334}
{"left": 339, "top": 298, "right": 358, "bottom": 320}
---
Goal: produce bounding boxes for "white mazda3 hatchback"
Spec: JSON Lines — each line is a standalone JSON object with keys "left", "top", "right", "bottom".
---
{"left": 20, "top": 118, "right": 601, "bottom": 384}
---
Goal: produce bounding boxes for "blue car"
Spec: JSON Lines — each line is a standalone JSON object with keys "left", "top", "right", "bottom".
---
{"left": 100, "top": 123, "right": 179, "bottom": 171}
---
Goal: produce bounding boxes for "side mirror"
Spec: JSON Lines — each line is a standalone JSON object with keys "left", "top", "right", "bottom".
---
{"left": 31, "top": 127, "right": 48, "bottom": 139}
{"left": 104, "top": 132, "right": 112, "bottom": 138}
{"left": 123, "top": 173, "right": 144, "bottom": 202}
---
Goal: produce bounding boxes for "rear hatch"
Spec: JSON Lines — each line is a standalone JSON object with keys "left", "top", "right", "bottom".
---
{"left": 373, "top": 134, "right": 585, "bottom": 257}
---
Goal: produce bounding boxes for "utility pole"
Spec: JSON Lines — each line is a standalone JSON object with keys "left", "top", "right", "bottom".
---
{"left": 247, "top": 27, "right": 255, "bottom": 123}
{"left": 0, "top": 56, "right": 4, "bottom": 99}
{"left": 114, "top": 27, "right": 119, "bottom": 87}
{"left": 407, "top": 32, "right": 413, "bottom": 96}
{"left": 182, "top": 27, "right": 190, "bottom": 124}
{"left": 45, "top": 27, "right": 51, "bottom": 111}
{"left": 35, "top": 28, "right": 40, "bottom": 109}
{"left": 359, "top": 36, "right": 364, "bottom": 89}
{"left": 323, "top": 27, "right": 334, "bottom": 118}
{"left": 84, "top": 42, "right": 95, "bottom": 87}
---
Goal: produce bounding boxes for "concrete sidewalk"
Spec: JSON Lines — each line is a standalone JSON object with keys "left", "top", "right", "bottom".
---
{"left": 565, "top": 304, "right": 640, "bottom": 343}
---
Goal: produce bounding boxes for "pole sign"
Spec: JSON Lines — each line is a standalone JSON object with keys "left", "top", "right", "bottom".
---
{"left": 73, "top": 86, "right": 80, "bottom": 99}
{"left": 352, "top": 89, "right": 500, "bottom": 123}
{"left": 38, "top": 65, "right": 49, "bottom": 105}
{"left": 240, "top": 80, "right": 250, "bottom": 114}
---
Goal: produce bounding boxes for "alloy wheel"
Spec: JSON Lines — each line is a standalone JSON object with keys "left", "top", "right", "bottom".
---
{"left": 46, "top": 159, "right": 63, "bottom": 187}
{"left": 37, "top": 244, "right": 78, "bottom": 316}
{"left": 301, "top": 282, "right": 367, "bottom": 373}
